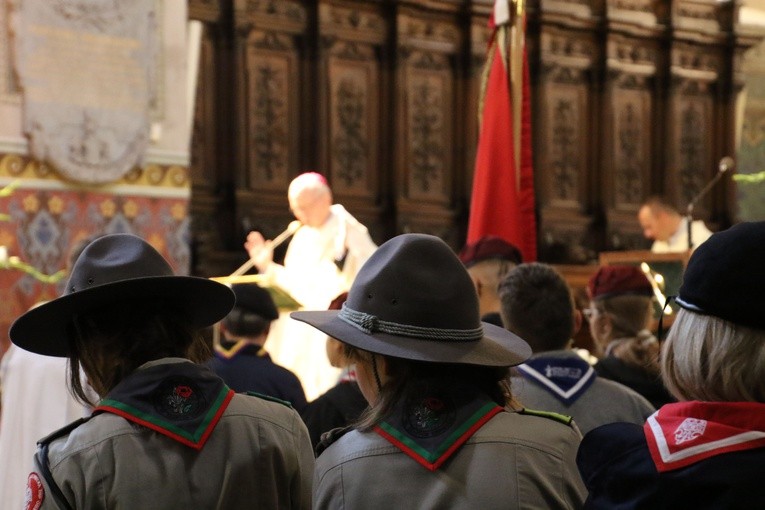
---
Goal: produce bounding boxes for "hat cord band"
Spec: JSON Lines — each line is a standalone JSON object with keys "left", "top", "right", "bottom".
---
{"left": 338, "top": 304, "right": 483, "bottom": 341}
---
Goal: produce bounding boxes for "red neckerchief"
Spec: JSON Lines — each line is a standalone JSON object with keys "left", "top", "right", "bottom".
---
{"left": 644, "top": 401, "right": 765, "bottom": 472}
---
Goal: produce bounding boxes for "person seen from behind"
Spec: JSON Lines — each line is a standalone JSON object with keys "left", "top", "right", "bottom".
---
{"left": 300, "top": 292, "right": 368, "bottom": 450}
{"left": 584, "top": 265, "right": 674, "bottom": 408}
{"left": 499, "top": 262, "right": 655, "bottom": 435}
{"left": 292, "top": 234, "right": 587, "bottom": 509}
{"left": 208, "top": 283, "right": 307, "bottom": 412}
{"left": 577, "top": 222, "right": 765, "bottom": 508}
{"left": 10, "top": 234, "right": 313, "bottom": 509}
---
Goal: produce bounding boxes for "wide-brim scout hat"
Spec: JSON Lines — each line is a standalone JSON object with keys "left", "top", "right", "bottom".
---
{"left": 291, "top": 233, "right": 531, "bottom": 366}
{"left": 10, "top": 234, "right": 235, "bottom": 357}
{"left": 676, "top": 221, "right": 765, "bottom": 330}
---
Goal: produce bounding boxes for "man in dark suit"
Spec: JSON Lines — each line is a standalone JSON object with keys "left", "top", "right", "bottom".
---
{"left": 208, "top": 284, "right": 307, "bottom": 412}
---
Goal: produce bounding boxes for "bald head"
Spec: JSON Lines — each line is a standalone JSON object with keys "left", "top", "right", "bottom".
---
{"left": 288, "top": 172, "right": 332, "bottom": 227}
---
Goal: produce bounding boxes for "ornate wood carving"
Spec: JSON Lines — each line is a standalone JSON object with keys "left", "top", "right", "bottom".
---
{"left": 320, "top": 3, "right": 385, "bottom": 202}
{"left": 245, "top": 30, "right": 299, "bottom": 190}
{"left": 186, "top": 0, "right": 759, "bottom": 271}
{"left": 404, "top": 52, "right": 451, "bottom": 200}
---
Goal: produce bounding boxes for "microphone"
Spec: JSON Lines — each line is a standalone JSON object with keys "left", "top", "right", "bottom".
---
{"left": 686, "top": 156, "right": 734, "bottom": 249}
{"left": 718, "top": 156, "right": 735, "bottom": 174}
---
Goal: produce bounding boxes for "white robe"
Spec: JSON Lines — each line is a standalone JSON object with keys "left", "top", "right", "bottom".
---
{"left": 0, "top": 345, "right": 87, "bottom": 510}
{"left": 264, "top": 204, "right": 377, "bottom": 401}
{"left": 651, "top": 218, "right": 713, "bottom": 253}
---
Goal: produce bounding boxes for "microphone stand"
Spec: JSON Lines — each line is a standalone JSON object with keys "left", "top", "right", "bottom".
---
{"left": 685, "top": 162, "right": 730, "bottom": 250}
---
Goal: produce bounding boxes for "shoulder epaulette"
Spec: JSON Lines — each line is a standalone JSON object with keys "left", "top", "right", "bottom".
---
{"left": 315, "top": 425, "right": 353, "bottom": 456}
{"left": 37, "top": 416, "right": 92, "bottom": 447}
{"left": 245, "top": 391, "right": 293, "bottom": 408}
{"left": 520, "top": 407, "right": 574, "bottom": 426}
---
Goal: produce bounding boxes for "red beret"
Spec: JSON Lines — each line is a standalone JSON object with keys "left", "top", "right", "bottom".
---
{"left": 588, "top": 265, "right": 653, "bottom": 300}
{"left": 459, "top": 236, "right": 522, "bottom": 267}
{"left": 328, "top": 292, "right": 348, "bottom": 311}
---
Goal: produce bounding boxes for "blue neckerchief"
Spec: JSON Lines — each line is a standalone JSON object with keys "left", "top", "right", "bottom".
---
{"left": 517, "top": 355, "right": 596, "bottom": 404}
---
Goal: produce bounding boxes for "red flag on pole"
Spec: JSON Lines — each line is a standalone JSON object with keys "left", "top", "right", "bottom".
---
{"left": 467, "top": 0, "right": 536, "bottom": 261}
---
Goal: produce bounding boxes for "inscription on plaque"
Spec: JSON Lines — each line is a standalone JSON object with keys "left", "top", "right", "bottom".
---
{"left": 13, "top": 0, "right": 157, "bottom": 184}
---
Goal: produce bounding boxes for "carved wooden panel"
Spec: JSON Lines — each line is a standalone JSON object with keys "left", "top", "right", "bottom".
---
{"left": 185, "top": 0, "right": 759, "bottom": 272}
{"left": 605, "top": 33, "right": 657, "bottom": 215}
{"left": 535, "top": 25, "right": 598, "bottom": 262}
{"left": 537, "top": 28, "right": 595, "bottom": 208}
{"left": 244, "top": 30, "right": 300, "bottom": 191}
{"left": 667, "top": 41, "right": 719, "bottom": 215}
{"left": 405, "top": 54, "right": 452, "bottom": 202}
{"left": 394, "top": 10, "right": 462, "bottom": 248}
{"left": 319, "top": 2, "right": 386, "bottom": 202}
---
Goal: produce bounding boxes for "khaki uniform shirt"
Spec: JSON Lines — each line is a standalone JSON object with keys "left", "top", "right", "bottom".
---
{"left": 314, "top": 410, "right": 587, "bottom": 509}
{"left": 29, "top": 359, "right": 314, "bottom": 509}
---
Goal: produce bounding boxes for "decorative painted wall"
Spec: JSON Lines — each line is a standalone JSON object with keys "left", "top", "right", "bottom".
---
{"left": 0, "top": 0, "right": 192, "bottom": 354}
{"left": 0, "top": 154, "right": 190, "bottom": 351}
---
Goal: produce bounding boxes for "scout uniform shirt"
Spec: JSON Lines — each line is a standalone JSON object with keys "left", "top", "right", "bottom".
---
{"left": 26, "top": 358, "right": 314, "bottom": 509}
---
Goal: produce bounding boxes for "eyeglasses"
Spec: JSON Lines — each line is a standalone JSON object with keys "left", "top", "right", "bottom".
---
{"left": 657, "top": 295, "right": 676, "bottom": 341}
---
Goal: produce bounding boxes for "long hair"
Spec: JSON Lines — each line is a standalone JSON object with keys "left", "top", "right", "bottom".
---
{"left": 596, "top": 294, "right": 659, "bottom": 373}
{"left": 66, "top": 300, "right": 210, "bottom": 406}
{"left": 343, "top": 345, "right": 518, "bottom": 432}
{"left": 662, "top": 309, "right": 765, "bottom": 402}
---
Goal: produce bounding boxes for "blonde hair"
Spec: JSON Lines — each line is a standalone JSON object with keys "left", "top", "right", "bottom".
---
{"left": 662, "top": 309, "right": 765, "bottom": 402}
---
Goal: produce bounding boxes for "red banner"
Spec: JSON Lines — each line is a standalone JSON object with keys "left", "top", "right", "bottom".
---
{"left": 467, "top": 14, "right": 536, "bottom": 261}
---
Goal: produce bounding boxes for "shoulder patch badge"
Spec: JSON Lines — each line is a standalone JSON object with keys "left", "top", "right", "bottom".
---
{"left": 520, "top": 407, "right": 574, "bottom": 426}
{"left": 25, "top": 472, "right": 45, "bottom": 510}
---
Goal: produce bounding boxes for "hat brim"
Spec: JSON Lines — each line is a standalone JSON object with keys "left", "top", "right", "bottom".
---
{"left": 290, "top": 310, "right": 531, "bottom": 367}
{"left": 10, "top": 276, "right": 234, "bottom": 357}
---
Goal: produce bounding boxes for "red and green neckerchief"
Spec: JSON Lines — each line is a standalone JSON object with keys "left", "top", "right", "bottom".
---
{"left": 95, "top": 361, "right": 234, "bottom": 450}
{"left": 644, "top": 401, "right": 765, "bottom": 472}
{"left": 374, "top": 382, "right": 503, "bottom": 471}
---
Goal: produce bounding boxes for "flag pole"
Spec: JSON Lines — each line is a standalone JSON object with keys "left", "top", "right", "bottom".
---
{"left": 510, "top": 0, "right": 525, "bottom": 189}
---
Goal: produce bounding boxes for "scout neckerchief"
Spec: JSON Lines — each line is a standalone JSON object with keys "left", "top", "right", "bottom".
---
{"left": 516, "top": 354, "right": 596, "bottom": 404}
{"left": 644, "top": 401, "right": 765, "bottom": 472}
{"left": 95, "top": 361, "right": 234, "bottom": 450}
{"left": 214, "top": 339, "right": 267, "bottom": 359}
{"left": 374, "top": 381, "right": 503, "bottom": 471}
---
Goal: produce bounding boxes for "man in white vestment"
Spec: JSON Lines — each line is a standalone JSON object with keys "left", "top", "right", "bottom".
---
{"left": 637, "top": 196, "right": 713, "bottom": 253}
{"left": 245, "top": 172, "right": 377, "bottom": 400}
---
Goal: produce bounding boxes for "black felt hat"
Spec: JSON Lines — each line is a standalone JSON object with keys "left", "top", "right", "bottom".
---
{"left": 10, "top": 234, "right": 235, "bottom": 357}
{"left": 676, "top": 222, "right": 765, "bottom": 330}
{"left": 291, "top": 233, "right": 531, "bottom": 366}
{"left": 230, "top": 283, "right": 279, "bottom": 321}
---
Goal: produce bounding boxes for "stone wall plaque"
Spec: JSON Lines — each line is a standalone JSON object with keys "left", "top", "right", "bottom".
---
{"left": 11, "top": 0, "right": 157, "bottom": 183}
